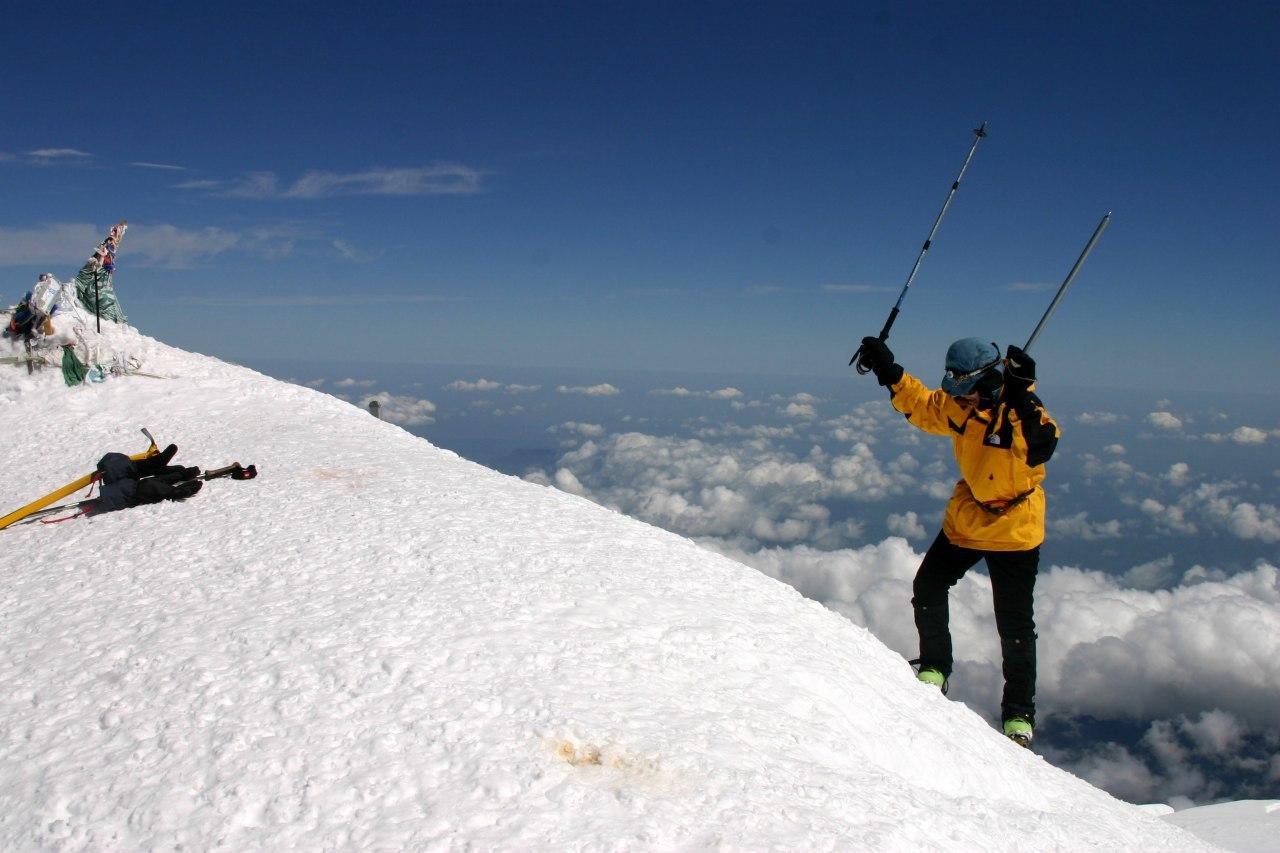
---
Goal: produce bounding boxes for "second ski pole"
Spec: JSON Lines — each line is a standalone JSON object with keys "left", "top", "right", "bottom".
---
{"left": 1022, "top": 212, "right": 1111, "bottom": 353}
{"left": 852, "top": 122, "right": 988, "bottom": 372}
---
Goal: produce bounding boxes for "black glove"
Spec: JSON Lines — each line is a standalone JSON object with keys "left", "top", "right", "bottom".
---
{"left": 859, "top": 336, "right": 904, "bottom": 387}
{"left": 1004, "top": 344, "right": 1036, "bottom": 401}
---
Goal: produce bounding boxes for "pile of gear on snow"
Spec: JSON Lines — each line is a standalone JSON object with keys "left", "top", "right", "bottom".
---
{"left": 0, "top": 220, "right": 261, "bottom": 532}
{"left": 1, "top": 220, "right": 152, "bottom": 385}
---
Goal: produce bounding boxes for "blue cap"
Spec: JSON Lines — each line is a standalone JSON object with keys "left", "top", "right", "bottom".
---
{"left": 941, "top": 338, "right": 1002, "bottom": 396}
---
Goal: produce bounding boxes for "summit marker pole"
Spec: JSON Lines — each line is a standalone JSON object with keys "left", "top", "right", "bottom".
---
{"left": 852, "top": 122, "right": 988, "bottom": 372}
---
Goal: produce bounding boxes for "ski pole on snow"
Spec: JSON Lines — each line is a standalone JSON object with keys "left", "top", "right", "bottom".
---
{"left": 1021, "top": 212, "right": 1111, "bottom": 353}
{"left": 94, "top": 269, "right": 101, "bottom": 333}
{"left": 852, "top": 122, "right": 989, "bottom": 372}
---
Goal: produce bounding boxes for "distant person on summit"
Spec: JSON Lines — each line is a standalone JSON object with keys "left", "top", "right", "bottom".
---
{"left": 857, "top": 335, "right": 1059, "bottom": 747}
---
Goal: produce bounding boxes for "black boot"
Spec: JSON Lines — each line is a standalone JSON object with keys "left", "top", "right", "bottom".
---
{"left": 135, "top": 477, "right": 202, "bottom": 505}
{"left": 170, "top": 480, "right": 202, "bottom": 501}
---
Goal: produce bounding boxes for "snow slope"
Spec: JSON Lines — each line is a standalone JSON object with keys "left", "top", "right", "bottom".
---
{"left": 0, "top": 328, "right": 1213, "bottom": 850}
{"left": 1162, "top": 801, "right": 1280, "bottom": 853}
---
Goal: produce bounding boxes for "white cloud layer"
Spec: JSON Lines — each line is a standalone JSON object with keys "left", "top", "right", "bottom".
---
{"left": 886, "top": 511, "right": 926, "bottom": 539}
{"left": 1041, "top": 708, "right": 1280, "bottom": 805}
{"left": 447, "top": 378, "right": 504, "bottom": 392}
{"left": 27, "top": 148, "right": 93, "bottom": 161}
{"left": 552, "top": 422, "right": 605, "bottom": 438}
{"left": 1146, "top": 412, "right": 1184, "bottom": 431}
{"left": 1137, "top": 480, "right": 1280, "bottom": 543}
{"left": 528, "top": 431, "right": 912, "bottom": 548}
{"left": 556, "top": 383, "right": 620, "bottom": 396}
{"left": 180, "top": 165, "right": 485, "bottom": 199}
{"left": 782, "top": 402, "right": 817, "bottom": 419}
{"left": 823, "top": 284, "right": 886, "bottom": 293}
{"left": 650, "top": 386, "right": 743, "bottom": 399}
{"left": 0, "top": 223, "right": 105, "bottom": 266}
{"left": 0, "top": 222, "right": 298, "bottom": 268}
{"left": 1230, "top": 426, "right": 1268, "bottom": 444}
{"left": 446, "top": 378, "right": 542, "bottom": 394}
{"left": 1050, "top": 511, "right": 1124, "bottom": 540}
{"left": 331, "top": 238, "right": 382, "bottom": 263}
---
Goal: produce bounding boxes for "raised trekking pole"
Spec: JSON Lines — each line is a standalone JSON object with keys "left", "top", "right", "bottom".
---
{"left": 94, "top": 268, "right": 101, "bottom": 333}
{"left": 1022, "top": 212, "right": 1111, "bottom": 353}
{"left": 852, "top": 122, "right": 989, "bottom": 372}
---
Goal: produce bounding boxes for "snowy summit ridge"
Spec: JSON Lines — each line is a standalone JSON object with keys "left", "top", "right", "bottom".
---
{"left": 0, "top": 329, "right": 1209, "bottom": 849}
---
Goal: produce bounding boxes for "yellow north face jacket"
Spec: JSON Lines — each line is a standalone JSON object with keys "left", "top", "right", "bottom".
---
{"left": 888, "top": 371, "right": 1059, "bottom": 551}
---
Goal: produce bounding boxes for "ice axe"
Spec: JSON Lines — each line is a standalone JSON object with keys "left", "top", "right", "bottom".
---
{"left": 852, "top": 122, "right": 988, "bottom": 372}
{"left": 0, "top": 428, "right": 159, "bottom": 530}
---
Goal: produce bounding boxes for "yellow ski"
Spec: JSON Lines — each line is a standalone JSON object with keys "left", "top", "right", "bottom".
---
{"left": 0, "top": 429, "right": 158, "bottom": 530}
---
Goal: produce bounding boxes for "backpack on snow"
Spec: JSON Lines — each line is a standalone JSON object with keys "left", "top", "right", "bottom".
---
{"left": 6, "top": 293, "right": 36, "bottom": 337}
{"left": 5, "top": 275, "right": 65, "bottom": 339}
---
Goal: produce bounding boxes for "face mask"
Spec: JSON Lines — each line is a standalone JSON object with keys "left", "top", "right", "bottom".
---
{"left": 974, "top": 368, "right": 1005, "bottom": 408}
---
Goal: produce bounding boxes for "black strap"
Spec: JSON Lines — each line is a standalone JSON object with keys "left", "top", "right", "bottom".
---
{"left": 974, "top": 487, "right": 1036, "bottom": 516}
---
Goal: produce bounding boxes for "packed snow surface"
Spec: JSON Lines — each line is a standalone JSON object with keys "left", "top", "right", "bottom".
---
{"left": 0, "top": 328, "right": 1213, "bottom": 850}
{"left": 1161, "top": 800, "right": 1280, "bottom": 853}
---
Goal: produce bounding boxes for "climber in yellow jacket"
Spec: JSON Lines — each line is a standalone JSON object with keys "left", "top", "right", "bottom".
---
{"left": 858, "top": 335, "right": 1059, "bottom": 746}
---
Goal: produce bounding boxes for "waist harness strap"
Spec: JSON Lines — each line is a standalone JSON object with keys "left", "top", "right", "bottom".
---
{"left": 975, "top": 487, "right": 1036, "bottom": 516}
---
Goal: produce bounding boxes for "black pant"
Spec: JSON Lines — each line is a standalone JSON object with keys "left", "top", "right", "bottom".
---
{"left": 912, "top": 530, "right": 1039, "bottom": 724}
{"left": 134, "top": 474, "right": 188, "bottom": 504}
{"left": 133, "top": 455, "right": 194, "bottom": 505}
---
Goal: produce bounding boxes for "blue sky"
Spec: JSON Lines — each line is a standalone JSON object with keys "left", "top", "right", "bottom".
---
{"left": 3, "top": 2, "right": 1279, "bottom": 392}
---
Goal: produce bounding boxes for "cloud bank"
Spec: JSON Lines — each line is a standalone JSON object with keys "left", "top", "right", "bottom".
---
{"left": 447, "top": 378, "right": 504, "bottom": 392}
{"left": 1147, "top": 412, "right": 1184, "bottom": 431}
{"left": 650, "top": 386, "right": 743, "bottom": 399}
{"left": 528, "top": 430, "right": 917, "bottom": 548}
{"left": 0, "top": 222, "right": 298, "bottom": 269}
{"left": 27, "top": 148, "right": 94, "bottom": 162}
{"left": 556, "top": 383, "right": 620, "bottom": 397}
